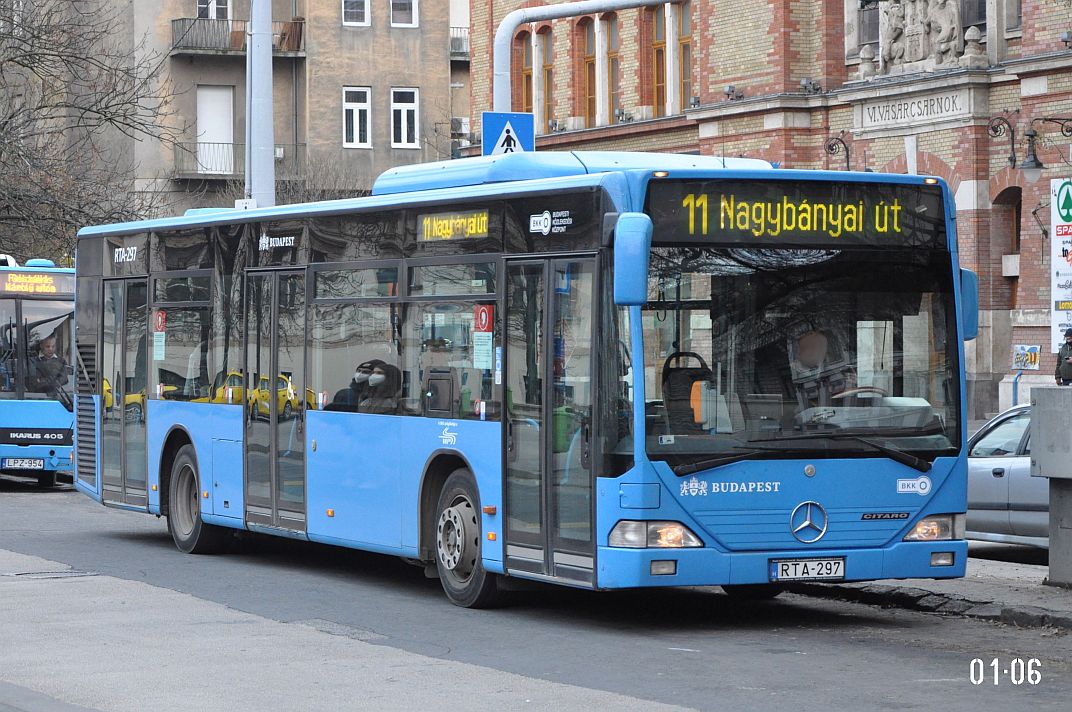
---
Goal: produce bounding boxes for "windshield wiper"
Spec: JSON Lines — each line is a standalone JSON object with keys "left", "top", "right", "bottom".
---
{"left": 672, "top": 446, "right": 787, "bottom": 476}
{"left": 750, "top": 432, "right": 932, "bottom": 473}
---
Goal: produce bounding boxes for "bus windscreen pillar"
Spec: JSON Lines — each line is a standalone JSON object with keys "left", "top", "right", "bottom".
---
{"left": 1030, "top": 387, "right": 1072, "bottom": 586}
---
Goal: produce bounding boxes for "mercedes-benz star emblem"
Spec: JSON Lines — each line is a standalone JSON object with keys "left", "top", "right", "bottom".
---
{"left": 790, "top": 501, "right": 828, "bottom": 544}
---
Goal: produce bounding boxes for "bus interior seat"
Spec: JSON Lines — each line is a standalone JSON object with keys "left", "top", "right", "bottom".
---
{"left": 661, "top": 352, "right": 712, "bottom": 434}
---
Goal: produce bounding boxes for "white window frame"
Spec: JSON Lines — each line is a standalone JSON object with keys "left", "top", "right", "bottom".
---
{"left": 343, "top": 86, "right": 372, "bottom": 149}
{"left": 390, "top": 0, "right": 419, "bottom": 28}
{"left": 196, "top": 0, "right": 231, "bottom": 21}
{"left": 390, "top": 88, "right": 420, "bottom": 149}
{"left": 342, "top": 0, "right": 370, "bottom": 27}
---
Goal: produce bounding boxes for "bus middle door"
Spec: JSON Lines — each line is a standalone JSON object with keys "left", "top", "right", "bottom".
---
{"left": 503, "top": 257, "right": 596, "bottom": 584}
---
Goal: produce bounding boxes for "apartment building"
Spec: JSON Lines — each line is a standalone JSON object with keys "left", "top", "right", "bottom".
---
{"left": 469, "top": 0, "right": 1072, "bottom": 419}
{"left": 124, "top": 0, "right": 467, "bottom": 210}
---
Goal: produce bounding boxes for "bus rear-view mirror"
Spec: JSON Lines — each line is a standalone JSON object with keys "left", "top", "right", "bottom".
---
{"left": 960, "top": 268, "right": 978, "bottom": 341}
{"left": 614, "top": 213, "right": 653, "bottom": 306}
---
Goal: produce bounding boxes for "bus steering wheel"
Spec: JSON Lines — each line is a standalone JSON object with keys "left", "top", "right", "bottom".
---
{"left": 831, "top": 386, "right": 888, "bottom": 399}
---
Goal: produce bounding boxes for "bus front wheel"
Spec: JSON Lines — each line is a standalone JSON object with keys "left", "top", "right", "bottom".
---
{"left": 167, "top": 444, "right": 229, "bottom": 554}
{"left": 434, "top": 468, "right": 501, "bottom": 608}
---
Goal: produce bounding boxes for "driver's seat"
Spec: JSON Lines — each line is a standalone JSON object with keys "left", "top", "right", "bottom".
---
{"left": 661, "top": 352, "right": 712, "bottom": 434}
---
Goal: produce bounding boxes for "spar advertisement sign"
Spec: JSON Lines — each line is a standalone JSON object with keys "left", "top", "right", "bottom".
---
{"left": 1052, "top": 179, "right": 1072, "bottom": 352}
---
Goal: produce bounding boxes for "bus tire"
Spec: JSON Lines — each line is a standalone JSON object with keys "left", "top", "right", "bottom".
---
{"left": 36, "top": 471, "right": 57, "bottom": 488}
{"left": 167, "top": 444, "right": 229, "bottom": 555}
{"left": 434, "top": 468, "right": 502, "bottom": 608}
{"left": 722, "top": 584, "right": 784, "bottom": 601}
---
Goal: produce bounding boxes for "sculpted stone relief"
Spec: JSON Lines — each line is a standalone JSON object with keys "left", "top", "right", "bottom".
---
{"left": 876, "top": 0, "right": 974, "bottom": 75}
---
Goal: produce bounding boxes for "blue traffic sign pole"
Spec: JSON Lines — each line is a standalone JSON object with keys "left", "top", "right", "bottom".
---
{"left": 481, "top": 111, "right": 535, "bottom": 156}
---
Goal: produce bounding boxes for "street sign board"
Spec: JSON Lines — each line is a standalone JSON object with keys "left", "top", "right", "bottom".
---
{"left": 1051, "top": 179, "right": 1072, "bottom": 352}
{"left": 482, "top": 111, "right": 535, "bottom": 156}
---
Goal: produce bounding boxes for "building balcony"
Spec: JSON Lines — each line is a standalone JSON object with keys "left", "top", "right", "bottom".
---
{"left": 449, "top": 27, "right": 469, "bottom": 61}
{"left": 172, "top": 142, "right": 306, "bottom": 180}
{"left": 170, "top": 18, "right": 305, "bottom": 57}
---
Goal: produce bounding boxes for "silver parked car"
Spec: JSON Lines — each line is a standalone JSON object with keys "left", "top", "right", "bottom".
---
{"left": 966, "top": 405, "right": 1048, "bottom": 548}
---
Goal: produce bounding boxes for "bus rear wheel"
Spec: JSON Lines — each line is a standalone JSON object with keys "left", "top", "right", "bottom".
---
{"left": 167, "top": 444, "right": 229, "bottom": 554}
{"left": 434, "top": 468, "right": 501, "bottom": 608}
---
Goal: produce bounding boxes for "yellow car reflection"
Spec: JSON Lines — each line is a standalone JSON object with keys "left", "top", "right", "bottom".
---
{"left": 249, "top": 374, "right": 317, "bottom": 419}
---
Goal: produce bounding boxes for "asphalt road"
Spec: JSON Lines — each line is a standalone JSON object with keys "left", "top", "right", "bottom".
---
{"left": 2, "top": 476, "right": 1071, "bottom": 711}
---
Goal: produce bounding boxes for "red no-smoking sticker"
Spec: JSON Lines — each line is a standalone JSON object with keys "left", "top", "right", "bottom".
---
{"left": 474, "top": 304, "right": 493, "bottom": 333}
{"left": 153, "top": 310, "right": 167, "bottom": 332}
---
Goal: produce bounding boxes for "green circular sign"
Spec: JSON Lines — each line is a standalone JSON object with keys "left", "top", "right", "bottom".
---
{"left": 1059, "top": 181, "right": 1072, "bottom": 223}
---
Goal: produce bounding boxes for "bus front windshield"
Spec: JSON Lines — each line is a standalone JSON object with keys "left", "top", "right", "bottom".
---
{"left": 0, "top": 298, "right": 74, "bottom": 410}
{"left": 641, "top": 247, "right": 959, "bottom": 468}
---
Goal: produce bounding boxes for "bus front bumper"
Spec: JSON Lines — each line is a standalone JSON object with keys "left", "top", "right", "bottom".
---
{"left": 595, "top": 539, "right": 968, "bottom": 589}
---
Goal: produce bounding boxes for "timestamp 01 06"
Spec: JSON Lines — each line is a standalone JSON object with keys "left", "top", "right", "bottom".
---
{"left": 969, "top": 658, "right": 1042, "bottom": 685}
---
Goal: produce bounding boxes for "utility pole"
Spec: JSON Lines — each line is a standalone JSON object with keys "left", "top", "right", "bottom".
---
{"left": 244, "top": 0, "right": 275, "bottom": 207}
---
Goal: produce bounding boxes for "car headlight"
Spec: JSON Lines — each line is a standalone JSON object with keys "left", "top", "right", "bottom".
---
{"left": 903, "top": 514, "right": 965, "bottom": 542}
{"left": 609, "top": 520, "right": 704, "bottom": 548}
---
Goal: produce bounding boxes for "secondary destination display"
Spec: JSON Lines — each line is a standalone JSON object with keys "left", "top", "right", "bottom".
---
{"left": 647, "top": 179, "right": 946, "bottom": 248}
{"left": 418, "top": 209, "right": 490, "bottom": 241}
{"left": 0, "top": 271, "right": 74, "bottom": 296}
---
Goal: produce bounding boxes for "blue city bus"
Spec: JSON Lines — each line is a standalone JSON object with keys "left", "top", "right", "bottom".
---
{"left": 0, "top": 259, "right": 75, "bottom": 487}
{"left": 73, "top": 152, "right": 978, "bottom": 607}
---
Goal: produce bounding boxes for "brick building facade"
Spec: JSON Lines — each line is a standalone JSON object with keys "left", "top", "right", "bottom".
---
{"left": 468, "top": 0, "right": 1072, "bottom": 419}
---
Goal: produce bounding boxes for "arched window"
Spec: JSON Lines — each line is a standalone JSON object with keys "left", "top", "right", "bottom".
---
{"left": 583, "top": 19, "right": 596, "bottom": 127}
{"left": 606, "top": 15, "right": 621, "bottom": 124}
{"left": 513, "top": 31, "right": 533, "bottom": 113}
{"left": 678, "top": 0, "right": 692, "bottom": 110}
{"left": 538, "top": 27, "right": 554, "bottom": 133}
{"left": 522, "top": 32, "right": 533, "bottom": 113}
{"left": 652, "top": 6, "right": 666, "bottom": 118}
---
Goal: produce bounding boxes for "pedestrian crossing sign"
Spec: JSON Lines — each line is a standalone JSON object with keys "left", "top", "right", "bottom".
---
{"left": 482, "top": 111, "right": 535, "bottom": 156}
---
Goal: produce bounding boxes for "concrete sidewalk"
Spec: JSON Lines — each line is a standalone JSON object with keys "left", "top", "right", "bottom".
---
{"left": 791, "top": 551, "right": 1072, "bottom": 629}
{"left": 0, "top": 549, "right": 681, "bottom": 712}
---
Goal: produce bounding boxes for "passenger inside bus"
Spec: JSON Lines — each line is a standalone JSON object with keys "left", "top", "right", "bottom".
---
{"left": 360, "top": 363, "right": 402, "bottom": 414}
{"left": 328, "top": 359, "right": 385, "bottom": 412}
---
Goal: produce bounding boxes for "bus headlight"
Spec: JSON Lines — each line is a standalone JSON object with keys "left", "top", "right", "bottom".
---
{"left": 903, "top": 514, "right": 964, "bottom": 542}
{"left": 609, "top": 521, "right": 704, "bottom": 548}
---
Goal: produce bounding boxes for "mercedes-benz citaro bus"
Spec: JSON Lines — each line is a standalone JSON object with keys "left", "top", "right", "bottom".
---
{"left": 0, "top": 257, "right": 75, "bottom": 487}
{"left": 72, "top": 152, "right": 978, "bottom": 607}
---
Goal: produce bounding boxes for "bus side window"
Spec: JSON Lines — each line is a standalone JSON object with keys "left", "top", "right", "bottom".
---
{"left": 309, "top": 302, "right": 399, "bottom": 414}
{"left": 403, "top": 301, "right": 498, "bottom": 421}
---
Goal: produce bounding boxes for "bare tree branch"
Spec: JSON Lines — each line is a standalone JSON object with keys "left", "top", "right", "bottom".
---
{"left": 0, "top": 0, "right": 182, "bottom": 262}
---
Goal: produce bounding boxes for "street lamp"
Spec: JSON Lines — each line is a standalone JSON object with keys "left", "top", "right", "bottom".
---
{"left": 825, "top": 132, "right": 850, "bottom": 171}
{"left": 1019, "top": 125, "right": 1044, "bottom": 184}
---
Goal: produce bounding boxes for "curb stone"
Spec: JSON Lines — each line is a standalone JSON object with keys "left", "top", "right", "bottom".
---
{"left": 787, "top": 582, "right": 1072, "bottom": 631}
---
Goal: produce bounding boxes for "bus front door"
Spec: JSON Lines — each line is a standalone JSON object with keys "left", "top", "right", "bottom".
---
{"left": 100, "top": 279, "right": 148, "bottom": 508}
{"left": 244, "top": 270, "right": 307, "bottom": 534}
{"left": 504, "top": 259, "right": 596, "bottom": 584}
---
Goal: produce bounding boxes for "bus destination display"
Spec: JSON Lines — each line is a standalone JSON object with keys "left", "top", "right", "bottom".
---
{"left": 647, "top": 179, "right": 946, "bottom": 248}
{"left": 419, "top": 209, "right": 489, "bottom": 242}
{"left": 1, "top": 271, "right": 75, "bottom": 296}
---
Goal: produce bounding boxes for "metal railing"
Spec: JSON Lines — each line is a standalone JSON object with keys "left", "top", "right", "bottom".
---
{"left": 170, "top": 18, "right": 305, "bottom": 54}
{"left": 172, "top": 142, "right": 307, "bottom": 179}
{"left": 449, "top": 27, "right": 470, "bottom": 60}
